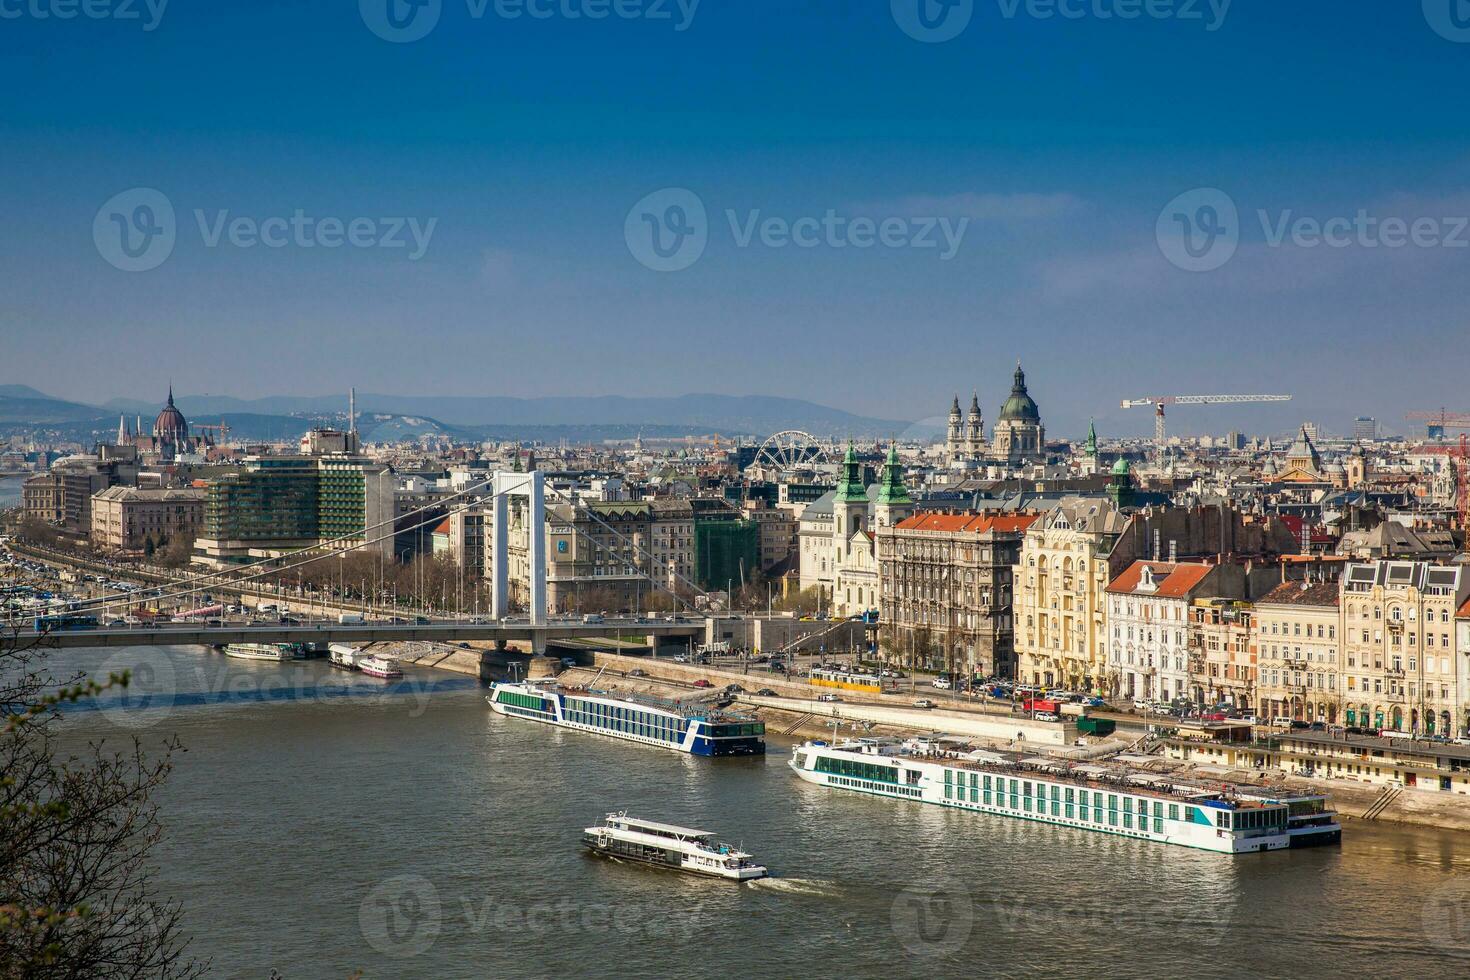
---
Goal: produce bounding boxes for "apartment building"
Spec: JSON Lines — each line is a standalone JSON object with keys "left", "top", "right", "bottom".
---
{"left": 876, "top": 512, "right": 1037, "bottom": 679}
{"left": 1106, "top": 560, "right": 1249, "bottom": 703}
{"left": 1012, "top": 498, "right": 1128, "bottom": 693}
{"left": 1339, "top": 561, "right": 1469, "bottom": 735}
{"left": 1253, "top": 581, "right": 1340, "bottom": 724}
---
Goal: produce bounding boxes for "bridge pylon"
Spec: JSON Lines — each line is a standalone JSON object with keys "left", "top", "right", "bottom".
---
{"left": 490, "top": 469, "right": 547, "bottom": 626}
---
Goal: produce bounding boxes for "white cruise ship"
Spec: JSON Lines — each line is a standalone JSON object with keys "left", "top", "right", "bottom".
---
{"left": 789, "top": 737, "right": 1341, "bottom": 855}
{"left": 488, "top": 680, "right": 764, "bottom": 756}
{"left": 582, "top": 812, "right": 767, "bottom": 881}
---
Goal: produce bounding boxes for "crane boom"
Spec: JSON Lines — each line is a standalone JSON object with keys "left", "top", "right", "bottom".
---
{"left": 1121, "top": 394, "right": 1292, "bottom": 408}
{"left": 1119, "top": 394, "right": 1292, "bottom": 464}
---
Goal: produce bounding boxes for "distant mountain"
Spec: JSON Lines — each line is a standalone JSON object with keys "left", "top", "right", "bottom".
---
{"left": 0, "top": 391, "right": 111, "bottom": 425}
{"left": 101, "top": 391, "right": 907, "bottom": 438}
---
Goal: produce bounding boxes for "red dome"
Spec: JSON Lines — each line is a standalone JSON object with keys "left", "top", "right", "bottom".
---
{"left": 153, "top": 387, "right": 189, "bottom": 444}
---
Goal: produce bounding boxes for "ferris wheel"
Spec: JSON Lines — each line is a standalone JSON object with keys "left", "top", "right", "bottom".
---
{"left": 755, "top": 430, "right": 828, "bottom": 471}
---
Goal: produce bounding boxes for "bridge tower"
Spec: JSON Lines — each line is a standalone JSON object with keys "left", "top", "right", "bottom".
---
{"left": 490, "top": 469, "right": 547, "bottom": 627}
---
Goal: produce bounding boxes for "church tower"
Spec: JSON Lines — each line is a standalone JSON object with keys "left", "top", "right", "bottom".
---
{"left": 833, "top": 441, "right": 869, "bottom": 563}
{"left": 946, "top": 395, "right": 962, "bottom": 462}
{"left": 875, "top": 443, "right": 914, "bottom": 530}
{"left": 1082, "top": 418, "right": 1099, "bottom": 475}
{"left": 965, "top": 392, "right": 985, "bottom": 458}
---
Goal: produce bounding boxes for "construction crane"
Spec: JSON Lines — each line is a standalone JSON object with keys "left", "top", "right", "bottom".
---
{"left": 192, "top": 420, "right": 231, "bottom": 448}
{"left": 1120, "top": 394, "right": 1292, "bottom": 463}
{"left": 1404, "top": 409, "right": 1470, "bottom": 440}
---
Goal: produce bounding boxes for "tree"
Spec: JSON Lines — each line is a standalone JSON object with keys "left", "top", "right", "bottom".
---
{"left": 0, "top": 627, "right": 203, "bottom": 977}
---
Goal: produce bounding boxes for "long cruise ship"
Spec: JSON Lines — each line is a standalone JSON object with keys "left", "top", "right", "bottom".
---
{"left": 790, "top": 736, "right": 1341, "bottom": 855}
{"left": 488, "top": 679, "right": 764, "bottom": 756}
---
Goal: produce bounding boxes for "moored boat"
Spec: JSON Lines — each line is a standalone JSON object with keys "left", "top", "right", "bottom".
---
{"left": 328, "top": 643, "right": 361, "bottom": 670}
{"left": 487, "top": 679, "right": 764, "bottom": 756}
{"left": 789, "top": 735, "right": 1342, "bottom": 855}
{"left": 582, "top": 812, "right": 767, "bottom": 881}
{"left": 358, "top": 655, "right": 402, "bottom": 679}
{"left": 223, "top": 642, "right": 296, "bottom": 663}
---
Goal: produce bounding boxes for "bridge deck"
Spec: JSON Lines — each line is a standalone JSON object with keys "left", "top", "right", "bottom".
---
{"left": 19, "top": 622, "right": 705, "bottom": 649}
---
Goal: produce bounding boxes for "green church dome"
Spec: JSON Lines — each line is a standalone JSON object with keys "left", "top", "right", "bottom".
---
{"left": 998, "top": 363, "right": 1040, "bottom": 422}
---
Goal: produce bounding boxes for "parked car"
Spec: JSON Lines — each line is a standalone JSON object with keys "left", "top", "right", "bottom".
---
{"left": 913, "top": 699, "right": 936, "bottom": 709}
{"left": 755, "top": 689, "right": 777, "bottom": 697}
{"left": 692, "top": 679, "right": 712, "bottom": 688}
{"left": 931, "top": 677, "right": 952, "bottom": 690}
{"left": 724, "top": 684, "right": 745, "bottom": 693}
{"left": 628, "top": 668, "right": 647, "bottom": 677}
{"left": 817, "top": 693, "right": 842, "bottom": 703}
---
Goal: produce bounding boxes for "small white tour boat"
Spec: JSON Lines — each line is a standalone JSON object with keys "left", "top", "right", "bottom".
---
{"left": 582, "top": 812, "right": 767, "bottom": 881}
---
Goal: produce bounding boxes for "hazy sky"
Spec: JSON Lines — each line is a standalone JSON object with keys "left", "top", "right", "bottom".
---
{"left": 2, "top": 0, "right": 1468, "bottom": 439}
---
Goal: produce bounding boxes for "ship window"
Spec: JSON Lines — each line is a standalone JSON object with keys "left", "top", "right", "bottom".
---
{"left": 1123, "top": 813, "right": 1133, "bottom": 829}
{"left": 1169, "top": 804, "right": 1179, "bottom": 820}
{"left": 1154, "top": 818, "right": 1163, "bottom": 834}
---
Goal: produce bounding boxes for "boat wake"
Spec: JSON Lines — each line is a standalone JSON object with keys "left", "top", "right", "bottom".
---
{"left": 747, "top": 877, "right": 841, "bottom": 898}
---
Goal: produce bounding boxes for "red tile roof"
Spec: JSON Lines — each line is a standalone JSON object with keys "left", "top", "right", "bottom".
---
{"left": 1106, "top": 560, "right": 1216, "bottom": 598}
{"left": 894, "top": 513, "right": 1039, "bottom": 534}
{"left": 432, "top": 518, "right": 452, "bottom": 535}
{"left": 1458, "top": 597, "right": 1470, "bottom": 620}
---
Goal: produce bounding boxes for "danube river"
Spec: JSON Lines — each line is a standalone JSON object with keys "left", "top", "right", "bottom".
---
{"left": 50, "top": 645, "right": 1470, "bottom": 978}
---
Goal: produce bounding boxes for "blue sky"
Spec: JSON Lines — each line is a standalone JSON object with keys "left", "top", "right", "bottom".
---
{"left": 1, "top": 0, "right": 1468, "bottom": 438}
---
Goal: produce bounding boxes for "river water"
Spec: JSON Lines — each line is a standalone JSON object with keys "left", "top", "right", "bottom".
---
{"left": 47, "top": 644, "right": 1470, "bottom": 978}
